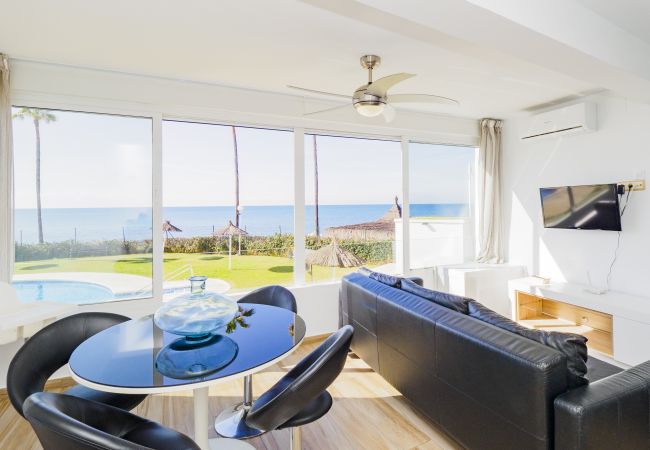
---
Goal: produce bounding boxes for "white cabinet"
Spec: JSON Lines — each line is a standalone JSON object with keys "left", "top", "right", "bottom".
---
{"left": 437, "top": 264, "right": 527, "bottom": 317}
{"left": 613, "top": 316, "right": 650, "bottom": 366}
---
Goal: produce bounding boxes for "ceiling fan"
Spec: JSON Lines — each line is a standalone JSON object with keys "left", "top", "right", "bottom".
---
{"left": 288, "top": 55, "right": 459, "bottom": 123}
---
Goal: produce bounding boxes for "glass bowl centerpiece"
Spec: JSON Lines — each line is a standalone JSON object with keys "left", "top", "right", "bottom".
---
{"left": 154, "top": 276, "right": 238, "bottom": 340}
{"left": 154, "top": 276, "right": 239, "bottom": 379}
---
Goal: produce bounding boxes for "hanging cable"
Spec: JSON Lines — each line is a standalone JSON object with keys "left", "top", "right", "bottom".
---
{"left": 605, "top": 187, "right": 632, "bottom": 291}
{"left": 620, "top": 188, "right": 632, "bottom": 217}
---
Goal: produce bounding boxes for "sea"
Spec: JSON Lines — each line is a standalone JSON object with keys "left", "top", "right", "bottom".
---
{"left": 14, "top": 203, "right": 468, "bottom": 244}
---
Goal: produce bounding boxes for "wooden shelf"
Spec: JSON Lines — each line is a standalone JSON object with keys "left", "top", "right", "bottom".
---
{"left": 516, "top": 291, "right": 613, "bottom": 356}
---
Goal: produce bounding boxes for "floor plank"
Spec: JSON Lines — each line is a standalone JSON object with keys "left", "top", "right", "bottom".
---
{"left": 0, "top": 341, "right": 461, "bottom": 450}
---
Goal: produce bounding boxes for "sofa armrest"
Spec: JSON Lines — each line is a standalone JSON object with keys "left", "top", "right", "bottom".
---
{"left": 554, "top": 360, "right": 650, "bottom": 450}
{"left": 406, "top": 276, "right": 423, "bottom": 286}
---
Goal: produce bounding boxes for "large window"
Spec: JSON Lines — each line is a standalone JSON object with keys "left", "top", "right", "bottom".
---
{"left": 304, "top": 134, "right": 401, "bottom": 281}
{"left": 407, "top": 143, "right": 477, "bottom": 269}
{"left": 12, "top": 108, "right": 153, "bottom": 303}
{"left": 162, "top": 121, "right": 293, "bottom": 294}
{"left": 9, "top": 105, "right": 478, "bottom": 304}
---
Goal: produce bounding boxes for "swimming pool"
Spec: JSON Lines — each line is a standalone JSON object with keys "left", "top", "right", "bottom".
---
{"left": 12, "top": 279, "right": 223, "bottom": 304}
{"left": 13, "top": 280, "right": 117, "bottom": 304}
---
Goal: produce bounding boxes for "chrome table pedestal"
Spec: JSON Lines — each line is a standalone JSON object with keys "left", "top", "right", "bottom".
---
{"left": 214, "top": 375, "right": 265, "bottom": 439}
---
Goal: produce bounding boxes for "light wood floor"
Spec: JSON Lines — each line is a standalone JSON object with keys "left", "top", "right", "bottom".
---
{"left": 0, "top": 341, "right": 462, "bottom": 450}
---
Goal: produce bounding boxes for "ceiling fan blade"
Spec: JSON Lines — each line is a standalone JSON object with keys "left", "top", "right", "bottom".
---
{"left": 287, "top": 85, "right": 351, "bottom": 100}
{"left": 382, "top": 104, "right": 396, "bottom": 123}
{"left": 303, "top": 103, "right": 352, "bottom": 116}
{"left": 388, "top": 93, "right": 459, "bottom": 106}
{"left": 366, "top": 73, "right": 415, "bottom": 97}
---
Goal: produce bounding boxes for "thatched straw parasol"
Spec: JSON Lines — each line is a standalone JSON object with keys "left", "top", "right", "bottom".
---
{"left": 306, "top": 239, "right": 363, "bottom": 280}
{"left": 326, "top": 196, "right": 402, "bottom": 241}
{"left": 214, "top": 220, "right": 249, "bottom": 270}
{"left": 162, "top": 220, "right": 182, "bottom": 238}
{"left": 214, "top": 220, "right": 248, "bottom": 238}
{"left": 162, "top": 220, "right": 182, "bottom": 251}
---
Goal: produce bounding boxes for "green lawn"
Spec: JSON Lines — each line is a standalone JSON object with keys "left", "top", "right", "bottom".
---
{"left": 14, "top": 253, "right": 369, "bottom": 291}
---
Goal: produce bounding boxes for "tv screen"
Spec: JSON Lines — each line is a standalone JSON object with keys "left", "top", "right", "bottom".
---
{"left": 540, "top": 183, "right": 622, "bottom": 231}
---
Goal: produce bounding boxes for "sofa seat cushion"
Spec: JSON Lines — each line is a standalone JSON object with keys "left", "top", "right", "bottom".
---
{"left": 400, "top": 278, "right": 471, "bottom": 314}
{"left": 468, "top": 301, "right": 588, "bottom": 388}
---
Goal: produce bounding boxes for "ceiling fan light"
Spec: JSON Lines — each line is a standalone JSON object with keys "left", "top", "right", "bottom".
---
{"left": 354, "top": 102, "right": 385, "bottom": 117}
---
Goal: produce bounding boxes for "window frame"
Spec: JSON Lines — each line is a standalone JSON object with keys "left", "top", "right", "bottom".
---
{"left": 302, "top": 131, "right": 403, "bottom": 281}
{"left": 160, "top": 118, "right": 297, "bottom": 291}
{"left": 7, "top": 95, "right": 478, "bottom": 313}
{"left": 8, "top": 101, "right": 163, "bottom": 314}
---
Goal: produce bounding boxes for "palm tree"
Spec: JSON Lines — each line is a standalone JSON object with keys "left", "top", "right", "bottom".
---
{"left": 313, "top": 135, "right": 320, "bottom": 242}
{"left": 231, "top": 126, "right": 241, "bottom": 227}
{"left": 12, "top": 108, "right": 56, "bottom": 244}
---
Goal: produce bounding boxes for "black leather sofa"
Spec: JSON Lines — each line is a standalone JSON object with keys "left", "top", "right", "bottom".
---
{"left": 339, "top": 271, "right": 650, "bottom": 450}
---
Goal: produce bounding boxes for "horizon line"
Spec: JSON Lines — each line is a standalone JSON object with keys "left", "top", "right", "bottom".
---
{"left": 14, "top": 202, "right": 468, "bottom": 210}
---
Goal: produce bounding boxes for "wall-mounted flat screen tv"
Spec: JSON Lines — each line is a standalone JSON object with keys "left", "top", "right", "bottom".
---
{"left": 539, "top": 183, "right": 622, "bottom": 231}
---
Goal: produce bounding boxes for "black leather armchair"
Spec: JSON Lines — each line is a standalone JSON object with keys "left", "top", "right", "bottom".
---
{"left": 215, "top": 285, "right": 299, "bottom": 439}
{"left": 7, "top": 312, "right": 146, "bottom": 417}
{"left": 245, "top": 325, "right": 353, "bottom": 450}
{"left": 238, "top": 285, "right": 297, "bottom": 313}
{"left": 24, "top": 392, "right": 199, "bottom": 450}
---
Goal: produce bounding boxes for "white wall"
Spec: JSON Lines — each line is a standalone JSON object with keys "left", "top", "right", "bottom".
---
{"left": 502, "top": 93, "right": 650, "bottom": 297}
{"left": 395, "top": 217, "right": 474, "bottom": 269}
{"left": 10, "top": 60, "right": 479, "bottom": 146}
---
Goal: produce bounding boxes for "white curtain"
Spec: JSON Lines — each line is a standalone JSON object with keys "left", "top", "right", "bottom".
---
{"left": 476, "top": 118, "right": 503, "bottom": 263}
{"left": 0, "top": 55, "right": 14, "bottom": 282}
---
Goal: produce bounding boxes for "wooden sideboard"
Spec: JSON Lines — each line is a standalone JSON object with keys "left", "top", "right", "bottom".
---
{"left": 515, "top": 290, "right": 613, "bottom": 356}
{"left": 509, "top": 277, "right": 650, "bottom": 367}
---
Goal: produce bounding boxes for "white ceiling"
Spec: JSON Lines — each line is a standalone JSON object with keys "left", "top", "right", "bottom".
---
{"left": 577, "top": 0, "right": 650, "bottom": 44}
{"left": 0, "top": 0, "right": 641, "bottom": 119}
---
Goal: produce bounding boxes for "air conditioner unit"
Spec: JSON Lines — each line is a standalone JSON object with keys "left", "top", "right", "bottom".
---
{"left": 521, "top": 102, "right": 597, "bottom": 141}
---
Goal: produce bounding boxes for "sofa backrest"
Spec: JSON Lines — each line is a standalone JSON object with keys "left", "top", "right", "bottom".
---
{"left": 340, "top": 273, "right": 570, "bottom": 450}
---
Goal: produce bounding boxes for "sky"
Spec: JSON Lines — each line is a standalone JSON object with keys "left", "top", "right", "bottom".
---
{"left": 13, "top": 108, "right": 476, "bottom": 209}
{"left": 13, "top": 109, "right": 152, "bottom": 209}
{"left": 409, "top": 142, "right": 476, "bottom": 204}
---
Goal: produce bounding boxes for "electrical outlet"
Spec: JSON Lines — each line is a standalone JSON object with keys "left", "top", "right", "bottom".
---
{"left": 619, "top": 180, "right": 645, "bottom": 191}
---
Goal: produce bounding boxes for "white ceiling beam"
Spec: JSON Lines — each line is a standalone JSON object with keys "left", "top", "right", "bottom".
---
{"left": 464, "top": 0, "right": 650, "bottom": 80}
{"left": 313, "top": 0, "right": 650, "bottom": 103}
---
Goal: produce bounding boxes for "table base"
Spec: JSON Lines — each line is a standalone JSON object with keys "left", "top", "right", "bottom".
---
{"left": 194, "top": 387, "right": 255, "bottom": 450}
{"left": 214, "top": 402, "right": 265, "bottom": 439}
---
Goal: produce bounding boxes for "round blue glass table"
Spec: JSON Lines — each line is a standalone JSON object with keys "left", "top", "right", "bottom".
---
{"left": 69, "top": 303, "right": 306, "bottom": 450}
